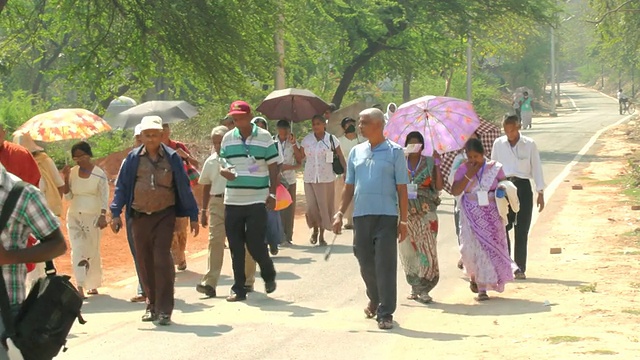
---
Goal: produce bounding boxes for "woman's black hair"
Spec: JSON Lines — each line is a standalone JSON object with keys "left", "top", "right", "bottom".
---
{"left": 71, "top": 141, "right": 93, "bottom": 158}
{"left": 465, "top": 138, "right": 484, "bottom": 155}
{"left": 312, "top": 114, "right": 326, "bottom": 122}
{"left": 404, "top": 131, "right": 425, "bottom": 150}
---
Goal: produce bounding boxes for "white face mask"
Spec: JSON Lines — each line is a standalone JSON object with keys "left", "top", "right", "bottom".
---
{"left": 404, "top": 143, "right": 422, "bottom": 155}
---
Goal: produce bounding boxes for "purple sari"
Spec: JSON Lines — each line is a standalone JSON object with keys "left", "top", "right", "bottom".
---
{"left": 455, "top": 160, "right": 517, "bottom": 292}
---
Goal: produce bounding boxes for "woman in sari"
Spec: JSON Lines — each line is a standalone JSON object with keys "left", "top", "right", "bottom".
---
{"left": 62, "top": 141, "right": 109, "bottom": 298}
{"left": 452, "top": 138, "right": 518, "bottom": 301}
{"left": 400, "top": 131, "right": 443, "bottom": 304}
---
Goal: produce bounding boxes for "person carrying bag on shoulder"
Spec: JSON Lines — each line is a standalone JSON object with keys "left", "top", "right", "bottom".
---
{"left": 0, "top": 163, "right": 82, "bottom": 360}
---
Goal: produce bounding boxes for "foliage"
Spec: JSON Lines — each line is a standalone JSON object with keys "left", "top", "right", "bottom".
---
{"left": 0, "top": 90, "right": 48, "bottom": 134}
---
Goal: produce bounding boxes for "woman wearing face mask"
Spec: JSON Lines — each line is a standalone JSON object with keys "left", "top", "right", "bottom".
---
{"left": 334, "top": 117, "right": 363, "bottom": 230}
{"left": 451, "top": 138, "right": 517, "bottom": 301}
{"left": 300, "top": 115, "right": 346, "bottom": 245}
{"left": 61, "top": 141, "right": 109, "bottom": 298}
{"left": 399, "top": 131, "right": 443, "bottom": 304}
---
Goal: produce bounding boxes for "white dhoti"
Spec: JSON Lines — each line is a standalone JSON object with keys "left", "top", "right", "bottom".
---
{"left": 67, "top": 212, "right": 103, "bottom": 289}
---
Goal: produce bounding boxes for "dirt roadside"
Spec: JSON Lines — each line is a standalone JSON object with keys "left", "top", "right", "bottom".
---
{"left": 465, "top": 121, "right": 640, "bottom": 359}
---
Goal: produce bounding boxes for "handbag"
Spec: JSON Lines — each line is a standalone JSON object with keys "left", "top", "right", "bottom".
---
{"left": 328, "top": 135, "right": 344, "bottom": 175}
{"left": 0, "top": 181, "right": 86, "bottom": 360}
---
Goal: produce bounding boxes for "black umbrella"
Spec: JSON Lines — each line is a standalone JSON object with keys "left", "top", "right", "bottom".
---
{"left": 257, "top": 88, "right": 329, "bottom": 123}
{"left": 108, "top": 100, "right": 198, "bottom": 129}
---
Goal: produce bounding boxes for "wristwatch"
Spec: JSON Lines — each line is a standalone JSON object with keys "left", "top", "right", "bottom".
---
{"left": 269, "top": 193, "right": 276, "bottom": 200}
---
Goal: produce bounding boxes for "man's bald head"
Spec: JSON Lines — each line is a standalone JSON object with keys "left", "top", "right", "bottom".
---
{"left": 359, "top": 108, "right": 385, "bottom": 124}
{"left": 359, "top": 108, "right": 385, "bottom": 139}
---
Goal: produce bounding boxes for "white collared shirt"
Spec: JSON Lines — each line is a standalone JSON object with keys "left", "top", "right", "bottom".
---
{"left": 491, "top": 134, "right": 545, "bottom": 192}
{"left": 198, "top": 152, "right": 226, "bottom": 195}
{"left": 301, "top": 132, "right": 340, "bottom": 183}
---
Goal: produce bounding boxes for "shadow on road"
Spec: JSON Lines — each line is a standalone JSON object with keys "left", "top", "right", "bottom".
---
{"left": 522, "top": 277, "right": 586, "bottom": 287}
{"left": 245, "top": 296, "right": 327, "bottom": 318}
{"left": 80, "top": 295, "right": 142, "bottom": 314}
{"left": 358, "top": 325, "right": 471, "bottom": 341}
{"left": 140, "top": 324, "right": 233, "bottom": 337}
{"left": 302, "top": 244, "right": 353, "bottom": 256}
{"left": 425, "top": 297, "right": 551, "bottom": 316}
{"left": 272, "top": 256, "right": 316, "bottom": 265}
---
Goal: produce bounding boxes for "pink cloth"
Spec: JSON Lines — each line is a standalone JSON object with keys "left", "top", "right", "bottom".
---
{"left": 455, "top": 160, "right": 517, "bottom": 292}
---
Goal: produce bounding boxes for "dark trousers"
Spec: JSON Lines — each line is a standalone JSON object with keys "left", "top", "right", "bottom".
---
{"left": 506, "top": 178, "right": 534, "bottom": 273}
{"left": 225, "top": 203, "right": 276, "bottom": 296}
{"left": 131, "top": 207, "right": 176, "bottom": 315}
{"left": 279, "top": 183, "right": 296, "bottom": 243}
{"left": 353, "top": 215, "right": 398, "bottom": 321}
{"left": 125, "top": 211, "right": 145, "bottom": 296}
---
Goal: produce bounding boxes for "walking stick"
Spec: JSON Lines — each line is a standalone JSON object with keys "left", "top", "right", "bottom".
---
{"left": 324, "top": 233, "right": 339, "bottom": 261}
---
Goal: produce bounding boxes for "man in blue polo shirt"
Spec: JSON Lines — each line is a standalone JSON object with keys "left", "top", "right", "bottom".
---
{"left": 219, "top": 101, "right": 281, "bottom": 302}
{"left": 333, "top": 108, "right": 409, "bottom": 330}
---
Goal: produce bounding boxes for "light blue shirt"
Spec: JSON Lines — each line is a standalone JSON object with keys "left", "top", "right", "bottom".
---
{"left": 346, "top": 139, "right": 409, "bottom": 217}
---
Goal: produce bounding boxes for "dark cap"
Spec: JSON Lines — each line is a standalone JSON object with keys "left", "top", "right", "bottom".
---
{"left": 341, "top": 117, "right": 356, "bottom": 128}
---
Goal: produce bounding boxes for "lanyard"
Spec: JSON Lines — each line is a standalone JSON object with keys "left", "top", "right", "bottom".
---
{"left": 407, "top": 157, "right": 422, "bottom": 180}
{"left": 476, "top": 162, "right": 486, "bottom": 190}
{"left": 241, "top": 136, "right": 252, "bottom": 158}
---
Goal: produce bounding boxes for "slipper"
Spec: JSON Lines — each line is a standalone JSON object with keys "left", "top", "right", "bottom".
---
{"left": 469, "top": 281, "right": 479, "bottom": 294}
{"left": 377, "top": 318, "right": 393, "bottom": 330}
{"left": 475, "top": 293, "right": 490, "bottom": 302}
{"left": 364, "top": 302, "right": 377, "bottom": 319}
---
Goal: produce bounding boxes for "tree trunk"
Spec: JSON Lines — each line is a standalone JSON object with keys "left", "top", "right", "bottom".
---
{"left": 0, "top": 0, "right": 8, "bottom": 15}
{"left": 331, "top": 43, "right": 386, "bottom": 108}
{"left": 443, "top": 69, "right": 454, "bottom": 97}
{"left": 331, "top": 19, "right": 408, "bottom": 107}
{"left": 402, "top": 71, "right": 411, "bottom": 102}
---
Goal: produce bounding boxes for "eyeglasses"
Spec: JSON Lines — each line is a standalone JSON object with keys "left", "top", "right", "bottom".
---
{"left": 72, "top": 154, "right": 89, "bottom": 161}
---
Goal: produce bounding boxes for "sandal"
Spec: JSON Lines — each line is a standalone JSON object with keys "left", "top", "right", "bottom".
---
{"left": 310, "top": 231, "right": 318, "bottom": 245}
{"left": 377, "top": 318, "right": 393, "bottom": 330}
{"left": 406, "top": 293, "right": 417, "bottom": 300}
{"left": 415, "top": 293, "right": 433, "bottom": 304}
{"left": 130, "top": 295, "right": 147, "bottom": 303}
{"left": 469, "top": 281, "right": 479, "bottom": 294}
{"left": 475, "top": 293, "right": 490, "bottom": 302}
{"left": 364, "top": 302, "right": 377, "bottom": 319}
{"left": 87, "top": 289, "right": 99, "bottom": 295}
{"left": 457, "top": 260, "right": 464, "bottom": 270}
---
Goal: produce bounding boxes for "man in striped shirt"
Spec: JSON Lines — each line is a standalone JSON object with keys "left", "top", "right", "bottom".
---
{"left": 219, "top": 101, "right": 281, "bottom": 302}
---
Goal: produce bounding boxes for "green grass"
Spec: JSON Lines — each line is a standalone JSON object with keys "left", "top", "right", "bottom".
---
{"left": 577, "top": 283, "right": 598, "bottom": 293}
{"left": 622, "top": 308, "right": 640, "bottom": 315}
{"left": 580, "top": 350, "right": 618, "bottom": 355}
{"left": 620, "top": 250, "right": 640, "bottom": 255}
{"left": 547, "top": 336, "right": 596, "bottom": 344}
{"left": 596, "top": 177, "right": 628, "bottom": 186}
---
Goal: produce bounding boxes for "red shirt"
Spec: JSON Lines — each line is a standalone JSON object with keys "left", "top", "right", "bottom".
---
{"left": 0, "top": 141, "right": 41, "bottom": 187}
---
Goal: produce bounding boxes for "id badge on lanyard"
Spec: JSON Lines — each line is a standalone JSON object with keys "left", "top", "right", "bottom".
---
{"left": 247, "top": 155, "right": 259, "bottom": 173}
{"left": 477, "top": 191, "right": 489, "bottom": 206}
{"left": 407, "top": 184, "right": 418, "bottom": 199}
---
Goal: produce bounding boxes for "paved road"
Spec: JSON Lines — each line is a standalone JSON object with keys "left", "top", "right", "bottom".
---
{"left": 58, "top": 84, "right": 625, "bottom": 360}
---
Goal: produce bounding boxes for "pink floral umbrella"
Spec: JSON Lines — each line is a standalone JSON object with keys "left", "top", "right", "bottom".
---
{"left": 384, "top": 96, "right": 481, "bottom": 155}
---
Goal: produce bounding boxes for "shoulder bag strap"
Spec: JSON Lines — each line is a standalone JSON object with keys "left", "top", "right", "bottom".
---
{"left": 328, "top": 134, "right": 336, "bottom": 152}
{"left": 0, "top": 181, "right": 27, "bottom": 338}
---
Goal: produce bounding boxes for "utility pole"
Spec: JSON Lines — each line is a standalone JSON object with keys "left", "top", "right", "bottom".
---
{"left": 466, "top": 34, "right": 472, "bottom": 102}
{"left": 550, "top": 26, "right": 557, "bottom": 117}
{"left": 274, "top": 3, "right": 285, "bottom": 90}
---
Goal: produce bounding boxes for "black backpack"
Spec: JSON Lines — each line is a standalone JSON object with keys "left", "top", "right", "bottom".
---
{"left": 0, "top": 181, "right": 86, "bottom": 360}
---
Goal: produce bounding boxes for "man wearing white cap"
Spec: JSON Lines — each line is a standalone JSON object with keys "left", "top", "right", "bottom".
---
{"left": 110, "top": 115, "right": 199, "bottom": 325}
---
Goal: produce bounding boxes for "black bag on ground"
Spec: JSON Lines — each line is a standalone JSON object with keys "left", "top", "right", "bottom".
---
{"left": 328, "top": 134, "right": 344, "bottom": 175}
{"left": 0, "top": 181, "right": 86, "bottom": 360}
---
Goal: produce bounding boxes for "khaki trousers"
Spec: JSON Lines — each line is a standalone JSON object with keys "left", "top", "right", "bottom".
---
{"left": 200, "top": 197, "right": 255, "bottom": 288}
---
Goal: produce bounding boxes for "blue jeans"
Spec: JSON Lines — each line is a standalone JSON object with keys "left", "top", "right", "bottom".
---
{"left": 125, "top": 212, "right": 145, "bottom": 296}
{"left": 265, "top": 209, "right": 284, "bottom": 248}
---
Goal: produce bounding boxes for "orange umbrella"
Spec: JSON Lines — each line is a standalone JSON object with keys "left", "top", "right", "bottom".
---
{"left": 13, "top": 108, "right": 112, "bottom": 142}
